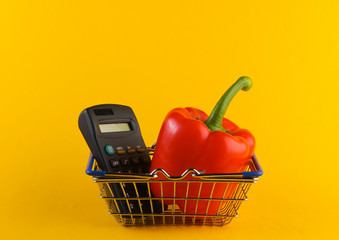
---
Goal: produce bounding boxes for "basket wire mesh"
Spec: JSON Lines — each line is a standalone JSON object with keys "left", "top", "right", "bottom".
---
{"left": 88, "top": 153, "right": 262, "bottom": 226}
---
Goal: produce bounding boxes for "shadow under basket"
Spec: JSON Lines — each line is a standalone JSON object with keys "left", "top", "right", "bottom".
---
{"left": 85, "top": 153, "right": 263, "bottom": 226}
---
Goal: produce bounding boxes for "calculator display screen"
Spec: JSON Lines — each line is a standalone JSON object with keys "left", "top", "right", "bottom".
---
{"left": 99, "top": 123, "right": 131, "bottom": 133}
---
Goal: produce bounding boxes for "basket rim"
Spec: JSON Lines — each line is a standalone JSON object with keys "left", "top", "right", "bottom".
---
{"left": 85, "top": 152, "right": 263, "bottom": 180}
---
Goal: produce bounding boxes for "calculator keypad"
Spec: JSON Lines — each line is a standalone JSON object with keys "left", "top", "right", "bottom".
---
{"left": 105, "top": 145, "right": 161, "bottom": 214}
{"left": 107, "top": 147, "right": 151, "bottom": 174}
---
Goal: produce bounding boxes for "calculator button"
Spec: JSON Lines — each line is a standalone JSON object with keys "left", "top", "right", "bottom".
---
{"left": 140, "top": 155, "right": 151, "bottom": 164}
{"left": 104, "top": 145, "right": 114, "bottom": 156}
{"left": 120, "top": 158, "right": 130, "bottom": 166}
{"left": 109, "top": 159, "right": 120, "bottom": 168}
{"left": 137, "top": 148, "right": 146, "bottom": 153}
{"left": 116, "top": 146, "right": 125, "bottom": 154}
{"left": 127, "top": 149, "right": 136, "bottom": 154}
{"left": 117, "top": 150, "right": 126, "bottom": 155}
{"left": 111, "top": 169, "right": 122, "bottom": 173}
{"left": 130, "top": 157, "right": 140, "bottom": 165}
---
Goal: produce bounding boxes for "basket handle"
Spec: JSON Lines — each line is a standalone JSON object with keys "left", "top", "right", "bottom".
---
{"left": 85, "top": 154, "right": 106, "bottom": 176}
{"left": 243, "top": 154, "right": 263, "bottom": 178}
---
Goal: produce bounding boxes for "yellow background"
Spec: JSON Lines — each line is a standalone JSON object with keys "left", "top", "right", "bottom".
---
{"left": 1, "top": 0, "right": 338, "bottom": 239}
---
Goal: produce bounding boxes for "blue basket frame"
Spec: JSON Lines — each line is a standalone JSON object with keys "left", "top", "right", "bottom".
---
{"left": 86, "top": 153, "right": 263, "bottom": 179}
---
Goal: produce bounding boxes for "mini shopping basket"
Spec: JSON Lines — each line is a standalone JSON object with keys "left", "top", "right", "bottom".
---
{"left": 85, "top": 149, "right": 263, "bottom": 226}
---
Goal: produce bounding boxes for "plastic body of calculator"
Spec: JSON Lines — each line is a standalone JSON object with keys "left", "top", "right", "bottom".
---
{"left": 78, "top": 104, "right": 162, "bottom": 214}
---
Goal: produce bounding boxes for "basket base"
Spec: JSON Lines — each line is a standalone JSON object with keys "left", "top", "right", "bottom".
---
{"left": 109, "top": 202, "right": 238, "bottom": 226}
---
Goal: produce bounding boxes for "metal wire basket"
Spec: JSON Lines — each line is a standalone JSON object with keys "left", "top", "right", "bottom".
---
{"left": 85, "top": 150, "right": 263, "bottom": 226}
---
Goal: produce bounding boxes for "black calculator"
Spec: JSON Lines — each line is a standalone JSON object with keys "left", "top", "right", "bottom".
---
{"left": 78, "top": 104, "right": 162, "bottom": 214}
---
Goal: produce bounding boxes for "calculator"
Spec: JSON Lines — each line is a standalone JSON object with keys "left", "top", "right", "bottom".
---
{"left": 78, "top": 104, "right": 162, "bottom": 214}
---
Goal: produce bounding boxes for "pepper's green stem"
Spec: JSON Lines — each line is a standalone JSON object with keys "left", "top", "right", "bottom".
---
{"left": 204, "top": 76, "right": 252, "bottom": 132}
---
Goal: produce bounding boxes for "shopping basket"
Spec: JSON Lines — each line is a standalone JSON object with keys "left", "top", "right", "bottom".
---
{"left": 85, "top": 149, "right": 263, "bottom": 226}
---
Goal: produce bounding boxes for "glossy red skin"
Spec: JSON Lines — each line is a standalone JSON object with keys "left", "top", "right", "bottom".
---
{"left": 150, "top": 107, "right": 255, "bottom": 215}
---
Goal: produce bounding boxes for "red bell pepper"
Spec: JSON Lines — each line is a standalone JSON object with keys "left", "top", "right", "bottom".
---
{"left": 150, "top": 76, "right": 255, "bottom": 216}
